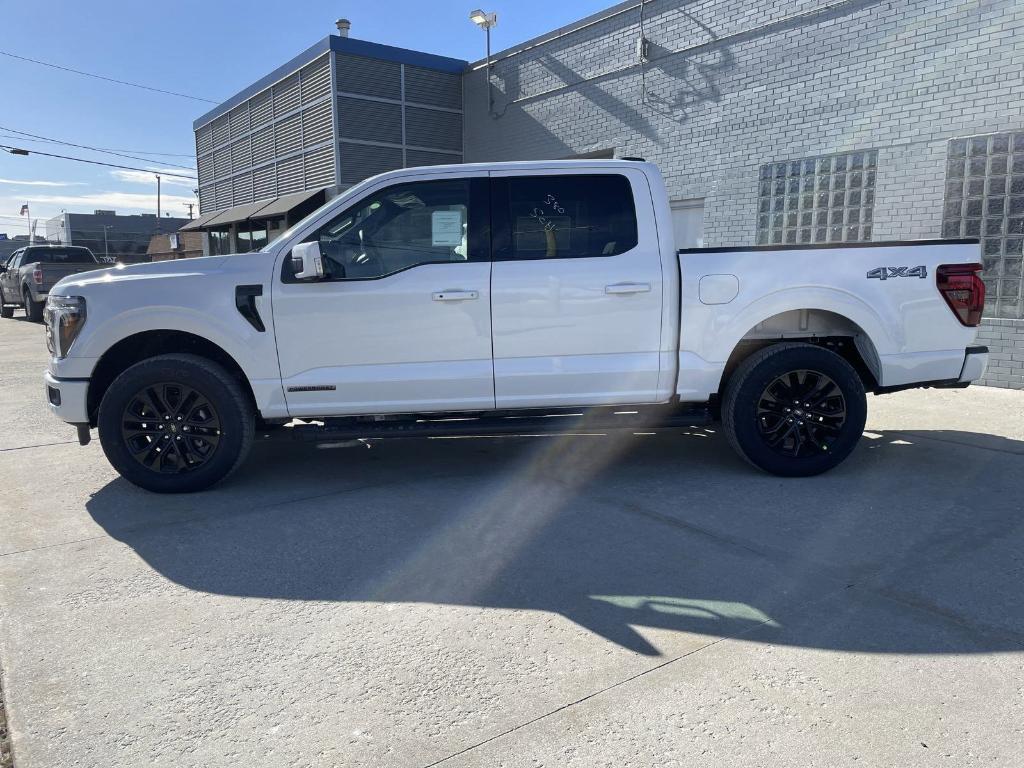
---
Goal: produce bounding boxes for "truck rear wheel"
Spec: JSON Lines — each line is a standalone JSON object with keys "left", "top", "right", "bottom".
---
{"left": 722, "top": 342, "right": 866, "bottom": 477}
{"left": 23, "top": 287, "right": 43, "bottom": 322}
{"left": 0, "top": 288, "right": 13, "bottom": 318}
{"left": 97, "top": 354, "right": 255, "bottom": 493}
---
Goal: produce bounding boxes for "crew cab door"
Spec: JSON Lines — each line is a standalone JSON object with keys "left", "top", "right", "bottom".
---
{"left": 272, "top": 172, "right": 493, "bottom": 417}
{"left": 489, "top": 168, "right": 665, "bottom": 407}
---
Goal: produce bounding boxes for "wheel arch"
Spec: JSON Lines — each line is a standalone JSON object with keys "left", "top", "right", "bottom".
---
{"left": 87, "top": 330, "right": 257, "bottom": 426}
{"left": 718, "top": 308, "right": 883, "bottom": 400}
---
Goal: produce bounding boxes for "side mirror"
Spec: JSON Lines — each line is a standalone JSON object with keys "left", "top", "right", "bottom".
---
{"left": 290, "top": 242, "right": 325, "bottom": 280}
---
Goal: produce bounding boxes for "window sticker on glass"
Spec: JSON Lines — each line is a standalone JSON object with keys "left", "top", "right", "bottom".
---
{"left": 431, "top": 210, "right": 464, "bottom": 246}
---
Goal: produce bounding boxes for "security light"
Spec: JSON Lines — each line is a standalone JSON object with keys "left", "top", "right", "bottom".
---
{"left": 469, "top": 9, "right": 497, "bottom": 29}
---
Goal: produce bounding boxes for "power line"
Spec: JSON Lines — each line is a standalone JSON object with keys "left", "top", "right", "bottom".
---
{"left": 0, "top": 132, "right": 194, "bottom": 159}
{"left": 0, "top": 145, "right": 198, "bottom": 181}
{"left": 0, "top": 126, "right": 196, "bottom": 171}
{"left": 0, "top": 50, "right": 219, "bottom": 104}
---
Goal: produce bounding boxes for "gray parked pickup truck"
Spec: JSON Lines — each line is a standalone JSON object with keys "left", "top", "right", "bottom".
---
{"left": 0, "top": 245, "right": 103, "bottom": 321}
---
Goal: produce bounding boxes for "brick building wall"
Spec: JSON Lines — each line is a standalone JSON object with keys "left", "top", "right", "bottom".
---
{"left": 463, "top": 0, "right": 1024, "bottom": 388}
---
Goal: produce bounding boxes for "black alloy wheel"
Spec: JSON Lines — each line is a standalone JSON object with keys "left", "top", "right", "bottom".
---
{"left": 120, "top": 382, "right": 223, "bottom": 474}
{"left": 722, "top": 342, "right": 867, "bottom": 477}
{"left": 98, "top": 354, "right": 254, "bottom": 493}
{"left": 755, "top": 369, "right": 847, "bottom": 458}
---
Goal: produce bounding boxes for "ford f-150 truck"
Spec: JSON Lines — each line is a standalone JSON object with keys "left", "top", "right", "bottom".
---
{"left": 1, "top": 245, "right": 102, "bottom": 321}
{"left": 41, "top": 160, "right": 988, "bottom": 492}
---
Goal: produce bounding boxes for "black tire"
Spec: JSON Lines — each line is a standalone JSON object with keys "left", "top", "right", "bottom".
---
{"left": 0, "top": 288, "right": 13, "bottom": 318}
{"left": 98, "top": 354, "right": 255, "bottom": 493}
{"left": 23, "top": 287, "right": 43, "bottom": 322}
{"left": 722, "top": 342, "right": 867, "bottom": 477}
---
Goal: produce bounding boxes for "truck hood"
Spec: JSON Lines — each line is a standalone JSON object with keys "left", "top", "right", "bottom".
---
{"left": 50, "top": 252, "right": 276, "bottom": 296}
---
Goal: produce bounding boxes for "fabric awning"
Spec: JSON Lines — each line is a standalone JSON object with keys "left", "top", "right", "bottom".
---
{"left": 247, "top": 188, "right": 324, "bottom": 219}
{"left": 201, "top": 199, "right": 274, "bottom": 227}
{"left": 180, "top": 187, "right": 327, "bottom": 231}
{"left": 179, "top": 210, "right": 223, "bottom": 231}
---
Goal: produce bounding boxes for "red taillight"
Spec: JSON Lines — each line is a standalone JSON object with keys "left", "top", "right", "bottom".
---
{"left": 32, "top": 268, "right": 43, "bottom": 285}
{"left": 936, "top": 263, "right": 985, "bottom": 327}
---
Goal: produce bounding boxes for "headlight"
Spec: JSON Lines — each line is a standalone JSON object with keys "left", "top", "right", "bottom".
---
{"left": 44, "top": 295, "right": 87, "bottom": 359}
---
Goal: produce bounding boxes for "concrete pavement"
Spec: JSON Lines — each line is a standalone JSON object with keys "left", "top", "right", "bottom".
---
{"left": 1, "top": 316, "right": 1022, "bottom": 767}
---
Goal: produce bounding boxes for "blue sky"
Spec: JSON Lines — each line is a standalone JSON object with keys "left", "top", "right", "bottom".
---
{"left": 0, "top": 0, "right": 612, "bottom": 235}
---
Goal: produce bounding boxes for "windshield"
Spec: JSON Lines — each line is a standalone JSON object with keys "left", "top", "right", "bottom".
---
{"left": 24, "top": 247, "right": 97, "bottom": 264}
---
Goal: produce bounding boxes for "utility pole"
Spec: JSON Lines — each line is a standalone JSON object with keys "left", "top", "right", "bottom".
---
{"left": 183, "top": 202, "right": 195, "bottom": 220}
{"left": 102, "top": 225, "right": 111, "bottom": 261}
{"left": 155, "top": 174, "right": 162, "bottom": 219}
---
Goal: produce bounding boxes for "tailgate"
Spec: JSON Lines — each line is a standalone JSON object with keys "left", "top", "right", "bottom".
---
{"left": 37, "top": 263, "right": 103, "bottom": 291}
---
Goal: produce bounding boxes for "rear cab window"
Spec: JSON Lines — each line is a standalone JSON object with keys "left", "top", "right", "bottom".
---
{"left": 24, "top": 247, "right": 97, "bottom": 264}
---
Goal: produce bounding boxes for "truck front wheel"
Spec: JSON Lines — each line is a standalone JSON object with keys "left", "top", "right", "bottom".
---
{"left": 722, "top": 343, "right": 867, "bottom": 477}
{"left": 97, "top": 354, "right": 255, "bottom": 493}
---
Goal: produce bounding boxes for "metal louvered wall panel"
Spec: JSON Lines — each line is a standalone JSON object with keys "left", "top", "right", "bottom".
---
{"left": 215, "top": 180, "right": 232, "bottom": 209}
{"left": 405, "top": 107, "right": 462, "bottom": 152}
{"left": 196, "top": 126, "right": 213, "bottom": 154}
{"left": 251, "top": 125, "right": 274, "bottom": 165}
{"left": 253, "top": 164, "right": 276, "bottom": 201}
{"left": 336, "top": 97, "right": 402, "bottom": 144}
{"left": 250, "top": 90, "right": 273, "bottom": 128}
{"left": 212, "top": 115, "right": 230, "bottom": 148}
{"left": 233, "top": 172, "right": 254, "bottom": 206}
{"left": 273, "top": 73, "right": 301, "bottom": 116}
{"left": 302, "top": 100, "right": 333, "bottom": 148}
{"left": 300, "top": 55, "right": 331, "bottom": 104}
{"left": 276, "top": 155, "right": 304, "bottom": 194}
{"left": 199, "top": 185, "right": 214, "bottom": 213}
{"left": 231, "top": 138, "right": 251, "bottom": 173}
{"left": 304, "top": 146, "right": 336, "bottom": 189}
{"left": 335, "top": 54, "right": 401, "bottom": 99}
{"left": 229, "top": 104, "right": 250, "bottom": 138}
{"left": 407, "top": 149, "right": 462, "bottom": 168}
{"left": 404, "top": 66, "right": 462, "bottom": 110}
{"left": 197, "top": 154, "right": 215, "bottom": 185}
{"left": 339, "top": 143, "right": 403, "bottom": 185}
{"left": 274, "top": 113, "right": 302, "bottom": 156}
{"left": 214, "top": 150, "right": 231, "bottom": 178}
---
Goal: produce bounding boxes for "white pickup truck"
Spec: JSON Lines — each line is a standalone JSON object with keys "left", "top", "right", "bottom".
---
{"left": 42, "top": 160, "right": 988, "bottom": 492}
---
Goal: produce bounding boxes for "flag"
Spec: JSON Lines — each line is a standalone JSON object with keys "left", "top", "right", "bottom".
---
{"left": 19, "top": 204, "right": 28, "bottom": 216}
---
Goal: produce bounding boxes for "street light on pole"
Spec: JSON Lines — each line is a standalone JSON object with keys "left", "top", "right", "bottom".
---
{"left": 102, "top": 225, "right": 112, "bottom": 262}
{"left": 469, "top": 9, "right": 498, "bottom": 115}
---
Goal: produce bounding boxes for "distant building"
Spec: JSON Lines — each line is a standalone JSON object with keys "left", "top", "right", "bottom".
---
{"left": 45, "top": 211, "right": 190, "bottom": 264}
{"left": 147, "top": 231, "right": 204, "bottom": 261}
{"left": 185, "top": 21, "right": 464, "bottom": 255}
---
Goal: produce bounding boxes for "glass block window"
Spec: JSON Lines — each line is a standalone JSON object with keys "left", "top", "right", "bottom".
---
{"left": 757, "top": 150, "right": 878, "bottom": 246}
{"left": 942, "top": 132, "right": 1024, "bottom": 319}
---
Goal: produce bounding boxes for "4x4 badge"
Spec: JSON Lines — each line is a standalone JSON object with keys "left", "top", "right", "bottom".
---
{"left": 866, "top": 266, "right": 927, "bottom": 280}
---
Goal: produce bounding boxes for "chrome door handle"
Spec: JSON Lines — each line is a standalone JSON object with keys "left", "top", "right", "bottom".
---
{"left": 432, "top": 290, "right": 479, "bottom": 301}
{"left": 605, "top": 282, "right": 652, "bottom": 295}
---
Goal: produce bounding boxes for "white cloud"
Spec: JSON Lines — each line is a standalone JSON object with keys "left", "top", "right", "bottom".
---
{"left": 0, "top": 190, "right": 198, "bottom": 220}
{"left": 0, "top": 178, "right": 86, "bottom": 187}
{"left": 109, "top": 169, "right": 197, "bottom": 188}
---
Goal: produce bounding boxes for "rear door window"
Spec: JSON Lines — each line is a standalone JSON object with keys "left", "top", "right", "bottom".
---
{"left": 493, "top": 174, "right": 639, "bottom": 260}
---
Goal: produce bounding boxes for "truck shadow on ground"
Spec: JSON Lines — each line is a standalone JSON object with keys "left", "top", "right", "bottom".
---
{"left": 85, "top": 427, "right": 1024, "bottom": 657}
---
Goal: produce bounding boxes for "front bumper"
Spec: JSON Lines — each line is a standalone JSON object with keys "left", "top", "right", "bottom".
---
{"left": 958, "top": 345, "right": 989, "bottom": 383}
{"left": 43, "top": 370, "right": 90, "bottom": 424}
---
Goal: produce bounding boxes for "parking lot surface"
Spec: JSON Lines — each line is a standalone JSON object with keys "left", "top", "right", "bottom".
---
{"left": 1, "top": 315, "right": 1023, "bottom": 767}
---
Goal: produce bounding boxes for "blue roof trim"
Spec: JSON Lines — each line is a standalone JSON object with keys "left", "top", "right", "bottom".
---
{"left": 193, "top": 35, "right": 467, "bottom": 130}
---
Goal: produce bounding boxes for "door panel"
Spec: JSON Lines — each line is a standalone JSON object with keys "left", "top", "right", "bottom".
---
{"left": 490, "top": 169, "right": 665, "bottom": 408}
{"left": 272, "top": 173, "right": 493, "bottom": 417}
